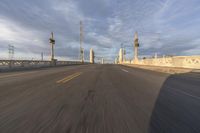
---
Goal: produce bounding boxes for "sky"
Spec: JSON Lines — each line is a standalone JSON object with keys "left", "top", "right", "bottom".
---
{"left": 0, "top": 0, "right": 200, "bottom": 61}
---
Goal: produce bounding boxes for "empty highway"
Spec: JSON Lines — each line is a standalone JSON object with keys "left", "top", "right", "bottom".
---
{"left": 0, "top": 64, "right": 200, "bottom": 133}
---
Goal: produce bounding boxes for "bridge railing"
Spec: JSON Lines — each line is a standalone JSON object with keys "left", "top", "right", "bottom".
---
{"left": 0, "top": 60, "right": 84, "bottom": 71}
{"left": 136, "top": 56, "right": 200, "bottom": 69}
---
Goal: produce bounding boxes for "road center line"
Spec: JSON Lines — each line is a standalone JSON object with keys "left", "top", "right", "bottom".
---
{"left": 56, "top": 72, "right": 82, "bottom": 84}
{"left": 121, "top": 69, "right": 129, "bottom": 73}
{"left": 56, "top": 73, "right": 79, "bottom": 83}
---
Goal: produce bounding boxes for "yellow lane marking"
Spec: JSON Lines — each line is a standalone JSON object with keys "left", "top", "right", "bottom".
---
{"left": 56, "top": 72, "right": 82, "bottom": 84}
{"left": 56, "top": 72, "right": 79, "bottom": 83}
{"left": 62, "top": 72, "right": 82, "bottom": 83}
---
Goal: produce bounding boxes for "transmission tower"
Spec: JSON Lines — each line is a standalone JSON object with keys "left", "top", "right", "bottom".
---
{"left": 80, "top": 21, "right": 84, "bottom": 63}
{"left": 8, "top": 45, "right": 14, "bottom": 60}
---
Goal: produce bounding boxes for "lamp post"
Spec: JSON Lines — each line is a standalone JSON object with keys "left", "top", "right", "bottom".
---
{"left": 49, "top": 32, "right": 55, "bottom": 61}
{"left": 134, "top": 32, "right": 139, "bottom": 64}
{"left": 49, "top": 32, "right": 57, "bottom": 66}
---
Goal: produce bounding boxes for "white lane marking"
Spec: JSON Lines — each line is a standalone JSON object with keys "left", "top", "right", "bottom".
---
{"left": 167, "top": 86, "right": 200, "bottom": 100}
{"left": 177, "top": 89, "right": 200, "bottom": 100}
{"left": 121, "top": 69, "right": 129, "bottom": 73}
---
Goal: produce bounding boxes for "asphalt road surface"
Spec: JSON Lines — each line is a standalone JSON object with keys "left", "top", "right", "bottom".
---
{"left": 0, "top": 64, "right": 200, "bottom": 133}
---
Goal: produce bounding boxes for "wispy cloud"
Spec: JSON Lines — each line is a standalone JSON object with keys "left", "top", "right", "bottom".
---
{"left": 0, "top": 0, "right": 199, "bottom": 61}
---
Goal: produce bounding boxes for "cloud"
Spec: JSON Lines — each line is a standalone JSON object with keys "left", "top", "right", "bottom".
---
{"left": 0, "top": 0, "right": 199, "bottom": 62}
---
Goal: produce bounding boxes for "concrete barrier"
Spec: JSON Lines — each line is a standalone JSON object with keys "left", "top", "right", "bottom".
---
{"left": 0, "top": 60, "right": 86, "bottom": 71}
{"left": 123, "top": 56, "right": 200, "bottom": 69}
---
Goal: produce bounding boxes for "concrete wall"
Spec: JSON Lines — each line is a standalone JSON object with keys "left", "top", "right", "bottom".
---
{"left": 123, "top": 56, "right": 200, "bottom": 69}
{"left": 0, "top": 60, "right": 85, "bottom": 71}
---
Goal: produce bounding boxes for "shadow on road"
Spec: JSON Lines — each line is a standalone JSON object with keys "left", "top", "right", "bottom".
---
{"left": 148, "top": 72, "right": 200, "bottom": 133}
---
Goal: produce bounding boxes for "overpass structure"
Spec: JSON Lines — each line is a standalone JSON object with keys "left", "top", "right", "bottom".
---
{"left": 118, "top": 32, "right": 200, "bottom": 69}
{"left": 0, "top": 31, "right": 200, "bottom": 133}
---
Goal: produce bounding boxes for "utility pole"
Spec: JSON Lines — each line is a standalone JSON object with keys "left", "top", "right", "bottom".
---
{"left": 80, "top": 21, "right": 84, "bottom": 63}
{"left": 134, "top": 32, "right": 139, "bottom": 64}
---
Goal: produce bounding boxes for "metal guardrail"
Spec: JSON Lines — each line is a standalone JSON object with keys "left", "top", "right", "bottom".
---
{"left": 0, "top": 60, "right": 86, "bottom": 71}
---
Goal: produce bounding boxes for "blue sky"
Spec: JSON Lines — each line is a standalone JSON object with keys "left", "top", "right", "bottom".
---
{"left": 0, "top": 0, "right": 200, "bottom": 61}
